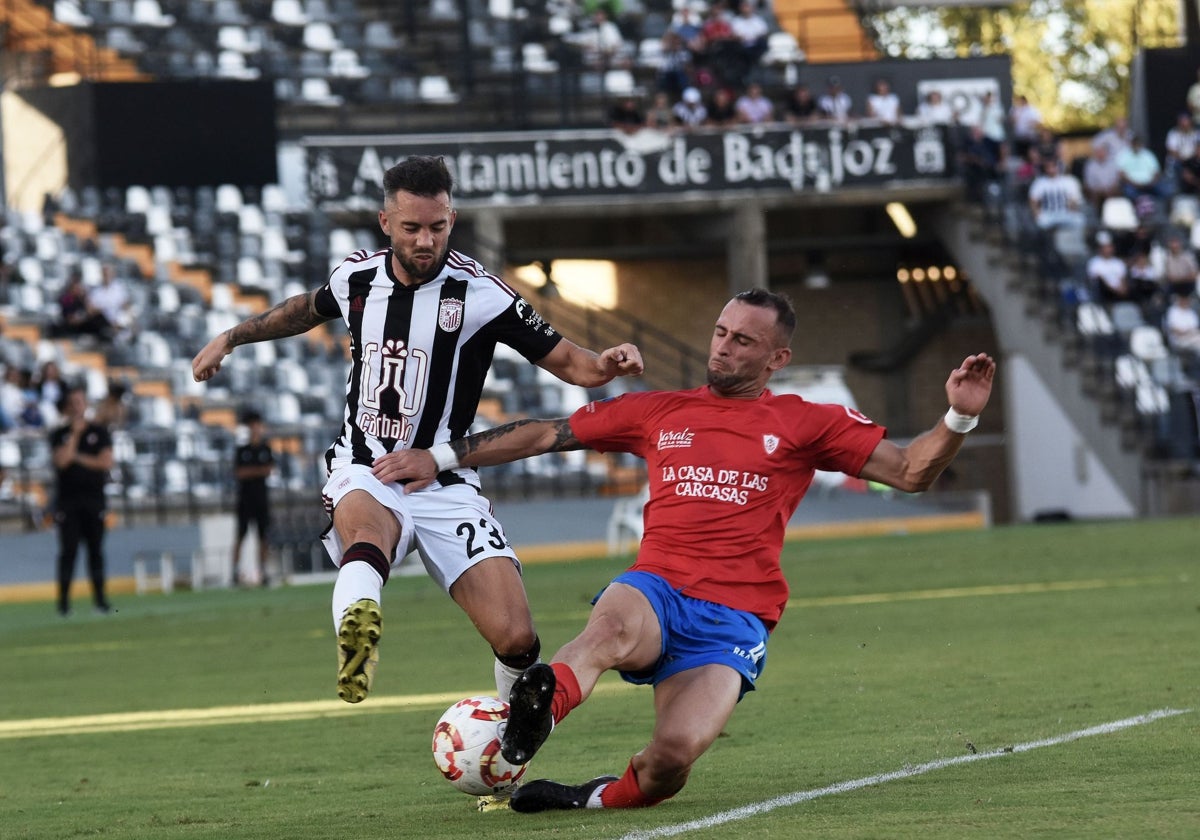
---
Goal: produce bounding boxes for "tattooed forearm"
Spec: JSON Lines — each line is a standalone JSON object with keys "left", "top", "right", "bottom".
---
{"left": 227, "top": 292, "right": 329, "bottom": 347}
{"left": 449, "top": 418, "right": 581, "bottom": 467}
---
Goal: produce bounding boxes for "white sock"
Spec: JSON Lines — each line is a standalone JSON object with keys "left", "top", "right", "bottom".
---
{"left": 586, "top": 784, "right": 608, "bottom": 809}
{"left": 331, "top": 561, "right": 384, "bottom": 632}
{"left": 494, "top": 657, "right": 532, "bottom": 701}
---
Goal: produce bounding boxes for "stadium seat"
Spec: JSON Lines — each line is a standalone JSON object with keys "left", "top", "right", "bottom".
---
{"left": 418, "top": 75, "right": 459, "bottom": 104}
{"left": 54, "top": 0, "right": 93, "bottom": 27}
{"left": 1170, "top": 194, "right": 1199, "bottom": 227}
{"left": 302, "top": 22, "right": 340, "bottom": 52}
{"left": 132, "top": 0, "right": 174, "bottom": 26}
{"left": 603, "top": 69, "right": 637, "bottom": 96}
{"left": 637, "top": 38, "right": 664, "bottom": 69}
{"left": 329, "top": 48, "right": 369, "bottom": 78}
{"left": 363, "top": 20, "right": 400, "bottom": 50}
{"left": 270, "top": 0, "right": 306, "bottom": 25}
{"left": 216, "top": 51, "right": 261, "bottom": 79}
{"left": 299, "top": 77, "right": 344, "bottom": 106}
{"left": 1134, "top": 381, "right": 1169, "bottom": 414}
{"left": 1101, "top": 196, "right": 1139, "bottom": 231}
{"left": 521, "top": 43, "right": 558, "bottom": 73}
{"left": 1129, "top": 325, "right": 1168, "bottom": 362}
{"left": 764, "top": 31, "right": 805, "bottom": 64}
{"left": 1109, "top": 301, "right": 1145, "bottom": 337}
{"left": 217, "top": 25, "right": 260, "bottom": 53}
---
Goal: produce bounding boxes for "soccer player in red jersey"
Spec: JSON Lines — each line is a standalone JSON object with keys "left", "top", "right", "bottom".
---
{"left": 373, "top": 288, "right": 997, "bottom": 812}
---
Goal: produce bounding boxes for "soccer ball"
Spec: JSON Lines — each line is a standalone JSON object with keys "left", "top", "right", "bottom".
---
{"left": 432, "top": 695, "right": 530, "bottom": 795}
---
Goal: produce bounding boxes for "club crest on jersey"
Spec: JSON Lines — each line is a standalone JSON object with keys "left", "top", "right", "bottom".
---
{"left": 763, "top": 434, "right": 779, "bottom": 454}
{"left": 843, "top": 406, "right": 873, "bottom": 425}
{"left": 438, "top": 299, "right": 464, "bottom": 332}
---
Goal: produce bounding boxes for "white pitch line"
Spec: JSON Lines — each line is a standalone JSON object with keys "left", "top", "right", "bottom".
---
{"left": 616, "top": 707, "right": 1191, "bottom": 840}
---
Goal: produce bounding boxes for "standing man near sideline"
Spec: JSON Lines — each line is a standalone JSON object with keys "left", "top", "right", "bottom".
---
{"left": 375, "top": 288, "right": 996, "bottom": 812}
{"left": 232, "top": 410, "right": 275, "bottom": 587}
{"left": 49, "top": 386, "right": 115, "bottom": 616}
{"left": 192, "top": 156, "right": 643, "bottom": 707}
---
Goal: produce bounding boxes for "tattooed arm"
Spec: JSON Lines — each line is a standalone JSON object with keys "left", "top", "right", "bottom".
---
{"left": 371, "top": 418, "right": 584, "bottom": 492}
{"left": 192, "top": 290, "right": 334, "bottom": 382}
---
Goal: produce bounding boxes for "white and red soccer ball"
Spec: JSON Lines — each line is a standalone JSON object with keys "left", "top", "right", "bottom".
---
{"left": 432, "top": 695, "right": 530, "bottom": 795}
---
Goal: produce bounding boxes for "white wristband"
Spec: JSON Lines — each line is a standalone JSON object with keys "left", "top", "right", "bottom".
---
{"left": 429, "top": 442, "right": 460, "bottom": 472}
{"left": 943, "top": 407, "right": 979, "bottom": 434}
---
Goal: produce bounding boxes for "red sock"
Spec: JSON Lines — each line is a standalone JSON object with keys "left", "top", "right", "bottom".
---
{"left": 549, "top": 662, "right": 582, "bottom": 724}
{"left": 598, "top": 761, "right": 666, "bottom": 809}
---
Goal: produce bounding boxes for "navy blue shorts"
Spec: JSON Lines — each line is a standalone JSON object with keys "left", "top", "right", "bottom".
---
{"left": 598, "top": 570, "right": 769, "bottom": 699}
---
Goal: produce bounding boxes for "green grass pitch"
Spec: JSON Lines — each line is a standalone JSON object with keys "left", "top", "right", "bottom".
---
{"left": 1, "top": 517, "right": 1197, "bottom": 839}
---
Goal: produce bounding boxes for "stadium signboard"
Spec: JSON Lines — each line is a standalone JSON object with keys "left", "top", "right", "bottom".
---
{"left": 302, "top": 123, "right": 952, "bottom": 209}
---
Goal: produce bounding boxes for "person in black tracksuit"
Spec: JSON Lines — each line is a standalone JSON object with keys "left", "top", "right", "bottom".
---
{"left": 49, "top": 386, "right": 114, "bottom": 616}
{"left": 232, "top": 410, "right": 274, "bottom": 586}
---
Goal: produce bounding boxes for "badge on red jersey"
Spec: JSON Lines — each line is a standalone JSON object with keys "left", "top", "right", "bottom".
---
{"left": 763, "top": 434, "right": 779, "bottom": 454}
{"left": 844, "top": 406, "right": 874, "bottom": 425}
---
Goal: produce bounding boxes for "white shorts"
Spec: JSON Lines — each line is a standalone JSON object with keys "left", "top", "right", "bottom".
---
{"left": 320, "top": 464, "right": 520, "bottom": 592}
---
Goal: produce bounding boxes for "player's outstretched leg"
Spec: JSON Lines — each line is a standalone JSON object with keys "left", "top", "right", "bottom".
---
{"left": 501, "top": 662, "right": 555, "bottom": 764}
{"left": 336, "top": 598, "right": 382, "bottom": 703}
{"left": 509, "top": 776, "right": 619, "bottom": 813}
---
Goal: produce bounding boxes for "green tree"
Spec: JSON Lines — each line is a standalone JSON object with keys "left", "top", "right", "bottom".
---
{"left": 862, "top": 0, "right": 1181, "bottom": 131}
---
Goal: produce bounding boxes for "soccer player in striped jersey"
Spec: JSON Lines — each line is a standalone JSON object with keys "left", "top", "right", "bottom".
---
{"left": 192, "top": 156, "right": 643, "bottom": 706}
{"left": 375, "top": 289, "right": 996, "bottom": 812}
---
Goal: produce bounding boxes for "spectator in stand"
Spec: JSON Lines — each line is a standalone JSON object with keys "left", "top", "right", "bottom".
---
{"left": 1187, "top": 66, "right": 1200, "bottom": 127}
{"left": 644, "top": 91, "right": 675, "bottom": 130}
{"left": 977, "top": 90, "right": 1008, "bottom": 161}
{"left": 1032, "top": 126, "right": 1063, "bottom": 166}
{"left": 87, "top": 264, "right": 134, "bottom": 343}
{"left": 1117, "top": 134, "right": 1169, "bottom": 210}
{"left": 1164, "top": 111, "right": 1198, "bottom": 190}
{"left": 1127, "top": 250, "right": 1162, "bottom": 305}
{"left": 1092, "top": 115, "right": 1133, "bottom": 160}
{"left": 1161, "top": 234, "right": 1200, "bottom": 298}
{"left": 699, "top": 2, "right": 739, "bottom": 87}
{"left": 734, "top": 82, "right": 773, "bottom": 124}
{"left": 1027, "top": 156, "right": 1087, "bottom": 231}
{"left": 1010, "top": 146, "right": 1043, "bottom": 203}
{"left": 727, "top": 0, "right": 769, "bottom": 85}
{"left": 0, "top": 366, "right": 28, "bottom": 429}
{"left": 50, "top": 268, "right": 110, "bottom": 341}
{"left": 656, "top": 30, "right": 693, "bottom": 99}
{"left": 609, "top": 94, "right": 645, "bottom": 135}
{"left": 1088, "top": 232, "right": 1133, "bottom": 303}
{"left": 669, "top": 5, "right": 704, "bottom": 53}
{"left": 917, "top": 89, "right": 956, "bottom": 125}
{"left": 865, "top": 77, "right": 901, "bottom": 124}
{"left": 1165, "top": 293, "right": 1200, "bottom": 353}
{"left": 1082, "top": 142, "right": 1123, "bottom": 214}
{"left": 781, "top": 82, "right": 819, "bottom": 124}
{"left": 36, "top": 360, "right": 66, "bottom": 427}
{"left": 817, "top": 75, "right": 852, "bottom": 122}
{"left": 1178, "top": 142, "right": 1200, "bottom": 196}
{"left": 574, "top": 8, "right": 630, "bottom": 69}
{"left": 1008, "top": 94, "right": 1043, "bottom": 158}
{"left": 706, "top": 86, "right": 739, "bottom": 127}
{"left": 958, "top": 124, "right": 1002, "bottom": 203}
{"left": 672, "top": 86, "right": 708, "bottom": 129}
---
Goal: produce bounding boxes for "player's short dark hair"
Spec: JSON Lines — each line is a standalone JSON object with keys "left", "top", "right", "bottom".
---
{"left": 241, "top": 409, "right": 264, "bottom": 425}
{"left": 383, "top": 156, "right": 454, "bottom": 202}
{"left": 733, "top": 288, "right": 796, "bottom": 342}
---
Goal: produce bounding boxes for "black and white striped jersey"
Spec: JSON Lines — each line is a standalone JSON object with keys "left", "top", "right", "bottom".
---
{"left": 315, "top": 247, "right": 562, "bottom": 472}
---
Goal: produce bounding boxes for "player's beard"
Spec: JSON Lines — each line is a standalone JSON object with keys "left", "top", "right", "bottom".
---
{"left": 395, "top": 246, "right": 448, "bottom": 283}
{"left": 706, "top": 366, "right": 745, "bottom": 391}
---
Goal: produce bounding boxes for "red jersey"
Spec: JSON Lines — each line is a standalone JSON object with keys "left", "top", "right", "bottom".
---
{"left": 569, "top": 386, "right": 886, "bottom": 629}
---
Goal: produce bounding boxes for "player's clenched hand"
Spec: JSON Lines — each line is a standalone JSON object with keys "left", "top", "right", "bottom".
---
{"left": 946, "top": 353, "right": 996, "bottom": 417}
{"left": 599, "top": 343, "right": 644, "bottom": 378}
{"left": 372, "top": 450, "right": 438, "bottom": 492}
{"left": 192, "top": 333, "right": 233, "bottom": 382}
